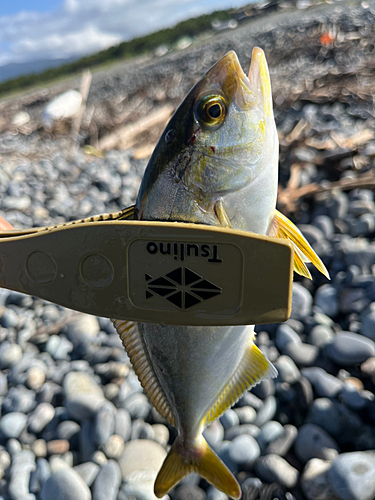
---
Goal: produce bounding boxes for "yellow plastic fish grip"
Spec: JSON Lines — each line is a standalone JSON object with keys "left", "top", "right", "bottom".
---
{"left": 0, "top": 221, "right": 293, "bottom": 326}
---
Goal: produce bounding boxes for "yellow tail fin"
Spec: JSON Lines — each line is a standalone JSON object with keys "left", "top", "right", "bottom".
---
{"left": 154, "top": 436, "right": 241, "bottom": 499}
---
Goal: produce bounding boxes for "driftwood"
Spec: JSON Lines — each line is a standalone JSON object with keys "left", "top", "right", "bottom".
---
{"left": 99, "top": 104, "right": 174, "bottom": 151}
{"left": 278, "top": 170, "right": 375, "bottom": 213}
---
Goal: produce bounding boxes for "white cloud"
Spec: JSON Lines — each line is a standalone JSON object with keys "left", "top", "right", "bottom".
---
{"left": 0, "top": 0, "right": 245, "bottom": 67}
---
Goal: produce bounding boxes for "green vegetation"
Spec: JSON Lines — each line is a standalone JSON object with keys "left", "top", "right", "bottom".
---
{"left": 0, "top": 9, "right": 232, "bottom": 97}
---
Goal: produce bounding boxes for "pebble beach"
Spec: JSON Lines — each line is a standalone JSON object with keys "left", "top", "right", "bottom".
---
{"left": 0, "top": 1, "right": 375, "bottom": 499}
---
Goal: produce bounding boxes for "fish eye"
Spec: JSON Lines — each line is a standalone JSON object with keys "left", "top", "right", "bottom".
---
{"left": 195, "top": 95, "right": 227, "bottom": 128}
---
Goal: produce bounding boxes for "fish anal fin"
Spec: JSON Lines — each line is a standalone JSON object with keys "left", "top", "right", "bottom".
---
{"left": 203, "top": 343, "right": 277, "bottom": 427}
{"left": 113, "top": 320, "right": 175, "bottom": 426}
{"left": 154, "top": 436, "right": 240, "bottom": 499}
{"left": 271, "top": 209, "right": 330, "bottom": 280}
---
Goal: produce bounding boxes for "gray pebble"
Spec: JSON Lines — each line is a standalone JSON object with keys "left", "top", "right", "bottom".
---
{"left": 92, "top": 460, "right": 121, "bottom": 500}
{"left": 0, "top": 413, "right": 27, "bottom": 439}
{"left": 63, "top": 371, "right": 105, "bottom": 421}
{"left": 251, "top": 378, "right": 275, "bottom": 399}
{"left": 291, "top": 283, "right": 313, "bottom": 320}
{"left": 74, "top": 462, "right": 100, "bottom": 487}
{"left": 28, "top": 403, "right": 55, "bottom": 434}
{"left": 308, "top": 325, "right": 334, "bottom": 348}
{"left": 340, "top": 385, "right": 372, "bottom": 410}
{"left": 255, "top": 454, "right": 299, "bottom": 489}
{"left": 8, "top": 450, "right": 36, "bottom": 500}
{"left": 302, "top": 458, "right": 340, "bottom": 500}
{"left": 224, "top": 424, "right": 260, "bottom": 441}
{"left": 220, "top": 409, "right": 240, "bottom": 430}
{"left": 121, "top": 392, "right": 150, "bottom": 420}
{"left": 93, "top": 401, "right": 116, "bottom": 447}
{"left": 275, "top": 356, "right": 301, "bottom": 383}
{"left": 203, "top": 420, "right": 225, "bottom": 449}
{"left": 103, "top": 435, "right": 125, "bottom": 459}
{"left": 325, "top": 331, "right": 375, "bottom": 365}
{"left": 30, "top": 458, "right": 51, "bottom": 494}
{"left": 0, "top": 309, "right": 19, "bottom": 329}
{"left": 313, "top": 216, "right": 334, "bottom": 239}
{"left": 260, "top": 421, "right": 284, "bottom": 443}
{"left": 267, "top": 424, "right": 298, "bottom": 456}
{"left": 114, "top": 409, "right": 131, "bottom": 443}
{"left": 275, "top": 324, "right": 301, "bottom": 352}
{"left": 295, "top": 424, "right": 339, "bottom": 463}
{"left": 0, "top": 342, "right": 22, "bottom": 369}
{"left": 233, "top": 406, "right": 256, "bottom": 424}
{"left": 306, "top": 398, "right": 362, "bottom": 441}
{"left": 255, "top": 396, "right": 277, "bottom": 427}
{"left": 302, "top": 367, "right": 343, "bottom": 398}
{"left": 228, "top": 435, "right": 260, "bottom": 466}
{"left": 284, "top": 342, "right": 319, "bottom": 367}
{"left": 361, "top": 310, "right": 375, "bottom": 341}
{"left": 40, "top": 467, "right": 91, "bottom": 500}
{"left": 328, "top": 452, "right": 375, "bottom": 500}
{"left": 206, "top": 486, "right": 229, "bottom": 500}
{"left": 315, "top": 285, "right": 339, "bottom": 318}
{"left": 56, "top": 421, "right": 80, "bottom": 445}
{"left": 237, "top": 392, "right": 263, "bottom": 410}
{"left": 175, "top": 484, "right": 206, "bottom": 500}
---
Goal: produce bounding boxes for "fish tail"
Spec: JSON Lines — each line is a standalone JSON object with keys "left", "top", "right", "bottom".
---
{"left": 154, "top": 435, "right": 241, "bottom": 499}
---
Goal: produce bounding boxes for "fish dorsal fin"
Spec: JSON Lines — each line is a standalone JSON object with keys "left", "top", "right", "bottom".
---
{"left": 116, "top": 204, "right": 136, "bottom": 220}
{"left": 270, "top": 209, "right": 330, "bottom": 280}
{"left": 202, "top": 343, "right": 277, "bottom": 427}
{"left": 113, "top": 320, "right": 175, "bottom": 426}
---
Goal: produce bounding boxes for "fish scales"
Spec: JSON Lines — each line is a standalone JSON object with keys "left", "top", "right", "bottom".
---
{"left": 113, "top": 48, "right": 329, "bottom": 499}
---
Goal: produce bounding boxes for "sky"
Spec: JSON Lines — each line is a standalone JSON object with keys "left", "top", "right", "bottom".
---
{"left": 0, "top": 0, "right": 247, "bottom": 68}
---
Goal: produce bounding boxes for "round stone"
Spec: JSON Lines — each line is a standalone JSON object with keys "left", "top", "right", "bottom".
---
{"left": 315, "top": 285, "right": 339, "bottom": 318}
{"left": 267, "top": 424, "right": 298, "bottom": 456}
{"left": 255, "top": 395, "right": 277, "bottom": 427}
{"left": 295, "top": 424, "right": 339, "bottom": 463}
{"left": 93, "top": 401, "right": 116, "bottom": 447}
{"left": 175, "top": 484, "right": 206, "bottom": 500}
{"left": 228, "top": 434, "right": 261, "bottom": 466}
{"left": 275, "top": 324, "right": 301, "bottom": 352}
{"left": 255, "top": 454, "right": 299, "bottom": 489}
{"left": 118, "top": 439, "right": 167, "bottom": 482}
{"left": 203, "top": 420, "right": 225, "bottom": 449}
{"left": 275, "top": 355, "right": 301, "bottom": 383}
{"left": 233, "top": 406, "right": 256, "bottom": 424}
{"left": 361, "top": 311, "right": 375, "bottom": 341}
{"left": 0, "top": 412, "right": 27, "bottom": 439}
{"left": 328, "top": 452, "right": 375, "bottom": 500}
{"left": 92, "top": 460, "right": 121, "bottom": 500}
{"left": 260, "top": 421, "right": 284, "bottom": 443}
{"left": 325, "top": 332, "right": 375, "bottom": 366}
{"left": 74, "top": 461, "right": 100, "bottom": 487}
{"left": 152, "top": 424, "right": 169, "bottom": 447}
{"left": 0, "top": 342, "right": 22, "bottom": 369}
{"left": 40, "top": 467, "right": 91, "bottom": 500}
{"left": 302, "top": 367, "right": 343, "bottom": 398}
{"left": 26, "top": 367, "right": 46, "bottom": 390}
{"left": 284, "top": 342, "right": 319, "bottom": 367}
{"left": 31, "top": 439, "right": 47, "bottom": 458}
{"left": 291, "top": 283, "right": 313, "bottom": 320}
{"left": 308, "top": 325, "right": 334, "bottom": 348}
{"left": 302, "top": 458, "right": 340, "bottom": 500}
{"left": 46, "top": 440, "right": 70, "bottom": 455}
{"left": 114, "top": 409, "right": 131, "bottom": 443}
{"left": 220, "top": 409, "right": 240, "bottom": 430}
{"left": 103, "top": 435, "right": 125, "bottom": 459}
{"left": 63, "top": 371, "right": 105, "bottom": 421}
{"left": 28, "top": 402, "right": 55, "bottom": 434}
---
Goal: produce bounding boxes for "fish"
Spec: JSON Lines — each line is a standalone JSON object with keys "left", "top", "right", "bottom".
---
{"left": 113, "top": 48, "right": 329, "bottom": 499}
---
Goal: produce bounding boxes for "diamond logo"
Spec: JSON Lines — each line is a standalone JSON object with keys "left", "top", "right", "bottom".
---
{"left": 145, "top": 267, "right": 221, "bottom": 309}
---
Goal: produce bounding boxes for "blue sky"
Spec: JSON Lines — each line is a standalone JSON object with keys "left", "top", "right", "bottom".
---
{"left": 0, "top": 0, "right": 248, "bottom": 68}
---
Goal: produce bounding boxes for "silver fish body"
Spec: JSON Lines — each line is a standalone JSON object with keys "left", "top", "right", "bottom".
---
{"left": 115, "top": 49, "right": 280, "bottom": 499}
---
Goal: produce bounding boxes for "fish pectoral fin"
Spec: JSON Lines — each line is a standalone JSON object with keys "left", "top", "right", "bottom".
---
{"left": 113, "top": 320, "right": 175, "bottom": 426}
{"left": 214, "top": 199, "right": 232, "bottom": 228}
{"left": 154, "top": 436, "right": 241, "bottom": 499}
{"left": 271, "top": 209, "right": 330, "bottom": 280}
{"left": 203, "top": 342, "right": 277, "bottom": 427}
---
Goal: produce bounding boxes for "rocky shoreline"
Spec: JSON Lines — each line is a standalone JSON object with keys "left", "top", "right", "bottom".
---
{"left": 1, "top": 1, "right": 375, "bottom": 499}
